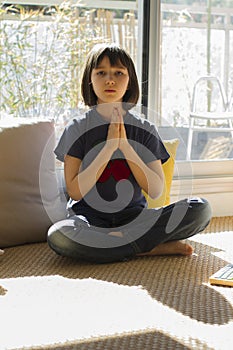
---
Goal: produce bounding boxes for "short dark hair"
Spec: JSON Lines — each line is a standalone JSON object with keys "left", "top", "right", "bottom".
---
{"left": 81, "top": 43, "right": 140, "bottom": 108}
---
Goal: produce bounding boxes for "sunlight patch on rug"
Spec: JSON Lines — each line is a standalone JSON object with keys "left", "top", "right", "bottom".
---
{"left": 0, "top": 275, "right": 232, "bottom": 350}
{"left": 190, "top": 231, "right": 233, "bottom": 262}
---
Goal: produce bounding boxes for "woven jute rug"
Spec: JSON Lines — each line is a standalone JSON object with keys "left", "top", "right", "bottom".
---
{"left": 0, "top": 216, "right": 233, "bottom": 350}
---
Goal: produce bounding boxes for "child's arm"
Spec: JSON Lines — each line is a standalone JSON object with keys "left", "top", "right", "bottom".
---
{"left": 64, "top": 108, "right": 164, "bottom": 201}
{"left": 64, "top": 111, "right": 120, "bottom": 201}
{"left": 121, "top": 145, "right": 164, "bottom": 199}
{"left": 117, "top": 109, "right": 164, "bottom": 199}
{"left": 64, "top": 146, "right": 113, "bottom": 201}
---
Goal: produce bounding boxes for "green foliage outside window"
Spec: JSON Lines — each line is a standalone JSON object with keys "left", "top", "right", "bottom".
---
{"left": 0, "top": 2, "right": 108, "bottom": 118}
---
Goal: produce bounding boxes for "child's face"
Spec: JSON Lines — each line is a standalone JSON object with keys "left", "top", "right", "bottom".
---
{"left": 91, "top": 56, "right": 129, "bottom": 105}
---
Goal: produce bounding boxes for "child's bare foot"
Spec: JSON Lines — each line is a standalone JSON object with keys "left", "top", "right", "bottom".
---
{"left": 137, "top": 240, "right": 193, "bottom": 257}
{"left": 108, "top": 231, "right": 123, "bottom": 238}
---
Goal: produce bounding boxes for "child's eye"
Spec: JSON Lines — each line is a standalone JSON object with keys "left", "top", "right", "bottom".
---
{"left": 115, "top": 71, "right": 124, "bottom": 76}
{"left": 96, "top": 71, "right": 105, "bottom": 76}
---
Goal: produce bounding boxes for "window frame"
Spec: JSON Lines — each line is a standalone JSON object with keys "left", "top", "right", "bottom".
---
{"left": 146, "top": 0, "right": 233, "bottom": 216}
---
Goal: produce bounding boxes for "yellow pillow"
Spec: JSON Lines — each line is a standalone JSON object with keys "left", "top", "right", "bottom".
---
{"left": 143, "top": 139, "right": 179, "bottom": 208}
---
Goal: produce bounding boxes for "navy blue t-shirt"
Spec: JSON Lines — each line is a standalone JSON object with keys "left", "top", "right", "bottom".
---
{"left": 55, "top": 108, "right": 170, "bottom": 214}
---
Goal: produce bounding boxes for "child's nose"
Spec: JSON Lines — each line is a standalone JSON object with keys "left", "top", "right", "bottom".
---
{"left": 105, "top": 73, "right": 115, "bottom": 84}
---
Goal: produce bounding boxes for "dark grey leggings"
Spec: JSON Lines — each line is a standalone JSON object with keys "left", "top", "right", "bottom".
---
{"left": 47, "top": 197, "right": 212, "bottom": 263}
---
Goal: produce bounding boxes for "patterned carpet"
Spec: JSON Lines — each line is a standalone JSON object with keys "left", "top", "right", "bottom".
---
{"left": 0, "top": 216, "right": 233, "bottom": 350}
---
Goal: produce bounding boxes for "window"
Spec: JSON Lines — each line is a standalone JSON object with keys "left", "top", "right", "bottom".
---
{"left": 0, "top": 0, "right": 140, "bottom": 123}
{"left": 158, "top": 0, "right": 233, "bottom": 162}
{"left": 147, "top": 0, "right": 233, "bottom": 216}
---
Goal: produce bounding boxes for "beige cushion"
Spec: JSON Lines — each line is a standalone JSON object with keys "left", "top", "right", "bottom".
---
{"left": 0, "top": 119, "right": 66, "bottom": 248}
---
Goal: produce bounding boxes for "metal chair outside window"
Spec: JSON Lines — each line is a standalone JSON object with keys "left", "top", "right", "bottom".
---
{"left": 186, "top": 76, "right": 233, "bottom": 160}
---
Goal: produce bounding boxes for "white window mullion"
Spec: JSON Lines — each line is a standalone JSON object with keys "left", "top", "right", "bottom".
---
{"left": 148, "top": 0, "right": 161, "bottom": 121}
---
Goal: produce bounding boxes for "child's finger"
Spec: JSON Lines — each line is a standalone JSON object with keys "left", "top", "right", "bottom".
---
{"left": 0, "top": 249, "right": 4, "bottom": 255}
{"left": 116, "top": 109, "right": 126, "bottom": 136}
{"left": 117, "top": 109, "right": 124, "bottom": 124}
{"left": 111, "top": 107, "right": 119, "bottom": 123}
{"left": 114, "top": 107, "right": 123, "bottom": 122}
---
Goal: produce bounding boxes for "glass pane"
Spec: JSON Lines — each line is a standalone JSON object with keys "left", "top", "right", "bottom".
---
{"left": 160, "top": 0, "right": 233, "bottom": 161}
{"left": 0, "top": 1, "right": 138, "bottom": 123}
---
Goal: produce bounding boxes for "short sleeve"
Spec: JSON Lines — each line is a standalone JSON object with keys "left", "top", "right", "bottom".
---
{"left": 125, "top": 114, "right": 170, "bottom": 165}
{"left": 143, "top": 123, "right": 170, "bottom": 164}
{"left": 54, "top": 119, "right": 83, "bottom": 162}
